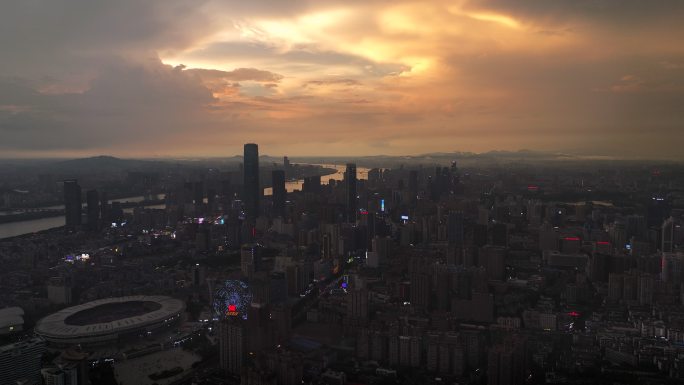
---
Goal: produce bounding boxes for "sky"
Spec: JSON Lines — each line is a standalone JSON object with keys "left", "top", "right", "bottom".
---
{"left": 1, "top": 0, "right": 683, "bottom": 159}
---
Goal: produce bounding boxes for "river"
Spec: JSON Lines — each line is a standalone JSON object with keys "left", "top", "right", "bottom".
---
{"left": 0, "top": 164, "right": 369, "bottom": 240}
{"left": 264, "top": 163, "right": 369, "bottom": 195}
{"left": 0, "top": 195, "right": 163, "bottom": 240}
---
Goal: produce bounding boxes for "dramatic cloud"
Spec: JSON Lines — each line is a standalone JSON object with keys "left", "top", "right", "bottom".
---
{"left": 1, "top": 0, "right": 683, "bottom": 158}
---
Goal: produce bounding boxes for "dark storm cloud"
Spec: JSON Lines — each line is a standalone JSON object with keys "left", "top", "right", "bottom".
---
{"left": 0, "top": 58, "right": 217, "bottom": 151}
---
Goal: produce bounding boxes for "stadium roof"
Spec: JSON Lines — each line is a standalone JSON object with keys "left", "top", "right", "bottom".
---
{"left": 35, "top": 296, "right": 184, "bottom": 339}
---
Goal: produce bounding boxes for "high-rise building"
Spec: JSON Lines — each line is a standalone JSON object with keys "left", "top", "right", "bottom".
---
{"left": 411, "top": 272, "right": 430, "bottom": 310}
{"left": 272, "top": 170, "right": 286, "bottom": 217}
{"left": 86, "top": 189, "right": 99, "bottom": 230}
{"left": 99, "top": 191, "right": 109, "bottom": 224}
{"left": 247, "top": 304, "right": 272, "bottom": 352}
{"left": 63, "top": 180, "right": 82, "bottom": 228}
{"left": 218, "top": 318, "right": 246, "bottom": 375}
{"left": 241, "top": 244, "right": 261, "bottom": 279}
{"left": 0, "top": 337, "right": 46, "bottom": 385}
{"left": 347, "top": 289, "right": 369, "bottom": 320}
{"left": 663, "top": 217, "right": 675, "bottom": 253}
{"left": 243, "top": 143, "right": 260, "bottom": 220}
{"left": 192, "top": 264, "right": 206, "bottom": 287}
{"left": 661, "top": 252, "right": 684, "bottom": 286}
{"left": 345, "top": 163, "right": 357, "bottom": 223}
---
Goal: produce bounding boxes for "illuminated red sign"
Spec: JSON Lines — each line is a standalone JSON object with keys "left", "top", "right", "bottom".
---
{"left": 596, "top": 241, "right": 610, "bottom": 245}
{"left": 564, "top": 237, "right": 580, "bottom": 241}
{"left": 226, "top": 304, "right": 239, "bottom": 316}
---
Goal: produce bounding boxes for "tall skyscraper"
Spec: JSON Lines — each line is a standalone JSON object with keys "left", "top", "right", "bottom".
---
{"left": 243, "top": 143, "right": 260, "bottom": 220}
{"left": 345, "top": 163, "right": 357, "bottom": 223}
{"left": 99, "top": 191, "right": 109, "bottom": 224}
{"left": 662, "top": 216, "right": 675, "bottom": 253}
{"left": 218, "top": 318, "right": 246, "bottom": 375}
{"left": 86, "top": 189, "right": 99, "bottom": 230}
{"left": 241, "top": 243, "right": 261, "bottom": 279}
{"left": 283, "top": 156, "right": 291, "bottom": 171}
{"left": 272, "top": 170, "right": 286, "bottom": 217}
{"left": 63, "top": 179, "right": 81, "bottom": 228}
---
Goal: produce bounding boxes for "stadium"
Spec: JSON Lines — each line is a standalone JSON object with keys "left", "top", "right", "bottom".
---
{"left": 34, "top": 295, "right": 185, "bottom": 347}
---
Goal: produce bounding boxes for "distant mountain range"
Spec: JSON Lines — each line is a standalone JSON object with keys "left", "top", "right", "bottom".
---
{"left": 0, "top": 150, "right": 677, "bottom": 177}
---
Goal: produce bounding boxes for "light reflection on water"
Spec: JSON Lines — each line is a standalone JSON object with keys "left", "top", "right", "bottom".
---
{"left": 264, "top": 163, "right": 370, "bottom": 196}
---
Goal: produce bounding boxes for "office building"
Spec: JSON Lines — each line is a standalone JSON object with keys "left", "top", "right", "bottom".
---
{"left": 86, "top": 189, "right": 99, "bottom": 230}
{"left": 0, "top": 337, "right": 46, "bottom": 385}
{"left": 272, "top": 170, "right": 286, "bottom": 217}
{"left": 345, "top": 163, "right": 357, "bottom": 223}
{"left": 219, "top": 318, "right": 246, "bottom": 375}
{"left": 63, "top": 179, "right": 81, "bottom": 228}
{"left": 243, "top": 143, "right": 260, "bottom": 220}
{"left": 241, "top": 244, "right": 261, "bottom": 279}
{"left": 347, "top": 289, "right": 369, "bottom": 320}
{"left": 663, "top": 217, "right": 675, "bottom": 252}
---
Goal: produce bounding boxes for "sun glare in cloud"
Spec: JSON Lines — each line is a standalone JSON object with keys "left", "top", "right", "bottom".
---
{"left": 96, "top": 0, "right": 684, "bottom": 158}
{"left": 240, "top": 8, "right": 354, "bottom": 50}
{"left": 466, "top": 12, "right": 521, "bottom": 29}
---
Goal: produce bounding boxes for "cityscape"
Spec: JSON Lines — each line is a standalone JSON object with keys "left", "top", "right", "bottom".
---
{"left": 2, "top": 1, "right": 684, "bottom": 385}
{"left": 2, "top": 148, "right": 684, "bottom": 385}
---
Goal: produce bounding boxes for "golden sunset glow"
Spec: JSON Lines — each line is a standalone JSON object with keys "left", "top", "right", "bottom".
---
{"left": 1, "top": 0, "right": 683, "bottom": 158}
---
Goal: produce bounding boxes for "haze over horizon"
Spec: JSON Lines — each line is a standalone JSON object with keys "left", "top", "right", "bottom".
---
{"left": 2, "top": 1, "right": 683, "bottom": 159}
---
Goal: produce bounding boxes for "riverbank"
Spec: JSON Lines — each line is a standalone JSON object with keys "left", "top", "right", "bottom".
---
{"left": 0, "top": 210, "right": 63, "bottom": 224}
{"left": 0, "top": 199, "right": 165, "bottom": 225}
{"left": 0, "top": 164, "right": 365, "bottom": 240}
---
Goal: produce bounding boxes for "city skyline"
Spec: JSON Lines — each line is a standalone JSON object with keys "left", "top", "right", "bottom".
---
{"left": 1, "top": 1, "right": 684, "bottom": 159}
{"left": 2, "top": 142, "right": 684, "bottom": 384}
